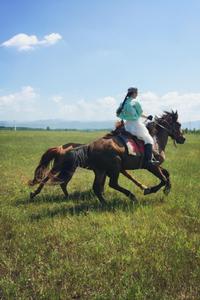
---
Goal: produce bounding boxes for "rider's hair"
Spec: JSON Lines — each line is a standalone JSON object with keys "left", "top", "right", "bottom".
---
{"left": 116, "top": 87, "right": 138, "bottom": 116}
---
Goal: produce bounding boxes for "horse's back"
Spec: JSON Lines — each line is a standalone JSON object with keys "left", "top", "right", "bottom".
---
{"left": 88, "top": 136, "right": 142, "bottom": 171}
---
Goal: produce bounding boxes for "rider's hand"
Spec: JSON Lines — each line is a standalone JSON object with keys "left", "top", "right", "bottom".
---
{"left": 147, "top": 115, "right": 153, "bottom": 121}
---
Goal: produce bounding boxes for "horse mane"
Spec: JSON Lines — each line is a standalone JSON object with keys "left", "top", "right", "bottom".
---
{"left": 155, "top": 110, "right": 178, "bottom": 125}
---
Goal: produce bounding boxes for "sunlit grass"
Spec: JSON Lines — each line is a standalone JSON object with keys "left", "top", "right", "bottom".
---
{"left": 0, "top": 131, "right": 200, "bottom": 299}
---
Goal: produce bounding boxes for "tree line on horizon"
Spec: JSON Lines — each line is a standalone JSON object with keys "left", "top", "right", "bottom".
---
{"left": 1, "top": 125, "right": 200, "bottom": 134}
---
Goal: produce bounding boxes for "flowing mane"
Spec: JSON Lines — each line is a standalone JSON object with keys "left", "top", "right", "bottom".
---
{"left": 155, "top": 110, "right": 178, "bottom": 126}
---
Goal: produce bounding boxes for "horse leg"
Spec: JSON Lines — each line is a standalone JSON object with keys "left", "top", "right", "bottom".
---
{"left": 93, "top": 170, "right": 107, "bottom": 205}
{"left": 121, "top": 170, "right": 147, "bottom": 191}
{"left": 100, "top": 172, "right": 106, "bottom": 193}
{"left": 60, "top": 182, "right": 68, "bottom": 198}
{"left": 143, "top": 165, "right": 168, "bottom": 195}
{"left": 30, "top": 175, "right": 50, "bottom": 199}
{"left": 108, "top": 160, "right": 138, "bottom": 203}
{"left": 60, "top": 169, "right": 76, "bottom": 199}
{"left": 160, "top": 167, "right": 171, "bottom": 195}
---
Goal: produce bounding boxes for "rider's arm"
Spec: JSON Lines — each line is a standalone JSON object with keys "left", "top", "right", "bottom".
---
{"left": 135, "top": 101, "right": 153, "bottom": 120}
{"left": 141, "top": 113, "right": 148, "bottom": 119}
{"left": 134, "top": 101, "right": 143, "bottom": 117}
{"left": 142, "top": 114, "right": 153, "bottom": 120}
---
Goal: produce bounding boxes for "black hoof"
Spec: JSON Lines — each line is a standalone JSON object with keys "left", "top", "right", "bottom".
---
{"left": 144, "top": 188, "right": 151, "bottom": 195}
{"left": 163, "top": 186, "right": 171, "bottom": 195}
{"left": 99, "top": 198, "right": 107, "bottom": 207}
{"left": 101, "top": 201, "right": 107, "bottom": 207}
{"left": 30, "top": 192, "right": 35, "bottom": 199}
{"left": 129, "top": 194, "right": 138, "bottom": 203}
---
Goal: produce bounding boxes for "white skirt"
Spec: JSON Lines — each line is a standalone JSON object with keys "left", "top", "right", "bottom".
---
{"left": 125, "top": 120, "right": 154, "bottom": 145}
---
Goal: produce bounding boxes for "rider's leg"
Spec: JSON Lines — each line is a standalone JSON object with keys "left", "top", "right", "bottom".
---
{"left": 125, "top": 120, "right": 159, "bottom": 167}
{"left": 144, "top": 143, "right": 159, "bottom": 166}
{"left": 137, "top": 124, "right": 160, "bottom": 167}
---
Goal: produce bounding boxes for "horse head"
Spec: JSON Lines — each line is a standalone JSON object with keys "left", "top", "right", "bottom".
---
{"left": 159, "top": 110, "right": 186, "bottom": 144}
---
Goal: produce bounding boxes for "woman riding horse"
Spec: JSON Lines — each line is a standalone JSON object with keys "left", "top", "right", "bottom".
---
{"left": 116, "top": 87, "right": 159, "bottom": 167}
{"left": 29, "top": 107, "right": 185, "bottom": 204}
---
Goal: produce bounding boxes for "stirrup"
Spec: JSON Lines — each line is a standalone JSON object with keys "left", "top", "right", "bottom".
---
{"left": 149, "top": 159, "right": 160, "bottom": 166}
{"left": 144, "top": 159, "right": 160, "bottom": 168}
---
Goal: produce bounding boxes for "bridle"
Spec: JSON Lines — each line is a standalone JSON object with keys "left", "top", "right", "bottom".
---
{"left": 153, "top": 117, "right": 178, "bottom": 146}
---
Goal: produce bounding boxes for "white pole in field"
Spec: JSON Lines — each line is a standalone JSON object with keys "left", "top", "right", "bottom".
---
{"left": 14, "top": 120, "right": 16, "bottom": 131}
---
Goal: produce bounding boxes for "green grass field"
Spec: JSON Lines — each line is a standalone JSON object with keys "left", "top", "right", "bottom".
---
{"left": 0, "top": 130, "right": 200, "bottom": 300}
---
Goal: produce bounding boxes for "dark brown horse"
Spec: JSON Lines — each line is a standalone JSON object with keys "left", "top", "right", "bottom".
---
{"left": 29, "top": 111, "right": 185, "bottom": 204}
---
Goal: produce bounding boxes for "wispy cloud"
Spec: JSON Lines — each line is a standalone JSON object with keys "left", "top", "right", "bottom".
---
{"left": 52, "top": 95, "right": 63, "bottom": 104}
{"left": 52, "top": 95, "right": 117, "bottom": 121}
{"left": 1, "top": 88, "right": 199, "bottom": 122}
{"left": 52, "top": 91, "right": 200, "bottom": 122}
{"left": 1, "top": 33, "right": 62, "bottom": 51}
{"left": 140, "top": 91, "right": 200, "bottom": 122}
{"left": 0, "top": 86, "right": 38, "bottom": 114}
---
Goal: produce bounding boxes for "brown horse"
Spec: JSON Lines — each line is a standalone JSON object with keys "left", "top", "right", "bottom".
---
{"left": 29, "top": 111, "right": 185, "bottom": 204}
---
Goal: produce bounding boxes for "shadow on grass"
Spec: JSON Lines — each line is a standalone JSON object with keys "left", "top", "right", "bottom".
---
{"left": 28, "top": 192, "right": 165, "bottom": 221}
{"left": 15, "top": 189, "right": 95, "bottom": 206}
{"left": 15, "top": 186, "right": 165, "bottom": 220}
{"left": 29, "top": 198, "right": 135, "bottom": 221}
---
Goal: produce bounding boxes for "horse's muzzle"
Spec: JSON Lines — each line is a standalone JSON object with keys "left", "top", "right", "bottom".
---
{"left": 176, "top": 136, "right": 186, "bottom": 144}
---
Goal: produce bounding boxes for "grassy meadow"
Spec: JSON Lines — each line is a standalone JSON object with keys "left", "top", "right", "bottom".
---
{"left": 0, "top": 130, "right": 200, "bottom": 300}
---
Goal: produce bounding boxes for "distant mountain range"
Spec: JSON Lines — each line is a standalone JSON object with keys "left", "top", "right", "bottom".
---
{"left": 0, "top": 119, "right": 200, "bottom": 130}
{"left": 0, "top": 119, "right": 115, "bottom": 130}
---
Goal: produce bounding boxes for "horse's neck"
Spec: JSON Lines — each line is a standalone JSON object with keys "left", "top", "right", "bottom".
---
{"left": 156, "top": 128, "right": 169, "bottom": 152}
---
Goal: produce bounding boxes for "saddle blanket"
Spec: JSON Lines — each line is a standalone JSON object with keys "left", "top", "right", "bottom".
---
{"left": 119, "top": 135, "right": 145, "bottom": 156}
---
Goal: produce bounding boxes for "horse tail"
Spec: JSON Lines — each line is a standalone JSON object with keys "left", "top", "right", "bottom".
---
{"left": 28, "top": 145, "right": 73, "bottom": 186}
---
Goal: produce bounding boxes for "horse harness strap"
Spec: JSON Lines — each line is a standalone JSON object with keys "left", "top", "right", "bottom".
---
{"left": 154, "top": 120, "right": 176, "bottom": 138}
{"left": 72, "top": 145, "right": 90, "bottom": 168}
{"left": 154, "top": 121, "right": 170, "bottom": 133}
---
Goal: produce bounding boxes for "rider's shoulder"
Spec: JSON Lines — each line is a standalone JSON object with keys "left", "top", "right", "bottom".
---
{"left": 125, "top": 96, "right": 132, "bottom": 103}
{"left": 133, "top": 99, "right": 142, "bottom": 106}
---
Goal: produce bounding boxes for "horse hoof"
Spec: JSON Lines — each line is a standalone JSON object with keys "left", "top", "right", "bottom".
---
{"left": 133, "top": 197, "right": 138, "bottom": 204}
{"left": 99, "top": 198, "right": 107, "bottom": 207}
{"left": 30, "top": 192, "right": 35, "bottom": 199}
{"left": 129, "top": 194, "right": 138, "bottom": 203}
{"left": 100, "top": 202, "right": 107, "bottom": 208}
{"left": 163, "top": 187, "right": 171, "bottom": 195}
{"left": 141, "top": 185, "right": 148, "bottom": 191}
{"left": 144, "top": 188, "right": 151, "bottom": 195}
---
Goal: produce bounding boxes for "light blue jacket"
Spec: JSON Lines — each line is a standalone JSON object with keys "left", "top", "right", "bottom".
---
{"left": 117, "top": 97, "right": 143, "bottom": 121}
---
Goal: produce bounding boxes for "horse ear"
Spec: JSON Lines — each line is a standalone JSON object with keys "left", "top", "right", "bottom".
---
{"left": 175, "top": 110, "right": 178, "bottom": 121}
{"left": 172, "top": 110, "right": 178, "bottom": 121}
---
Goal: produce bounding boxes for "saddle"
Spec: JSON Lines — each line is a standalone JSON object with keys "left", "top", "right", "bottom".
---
{"left": 115, "top": 127, "right": 145, "bottom": 156}
{"left": 104, "top": 121, "right": 162, "bottom": 162}
{"left": 103, "top": 125, "right": 145, "bottom": 156}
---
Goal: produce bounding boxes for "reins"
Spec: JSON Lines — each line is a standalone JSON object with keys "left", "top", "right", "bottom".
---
{"left": 153, "top": 118, "right": 177, "bottom": 147}
{"left": 154, "top": 120, "right": 170, "bottom": 133}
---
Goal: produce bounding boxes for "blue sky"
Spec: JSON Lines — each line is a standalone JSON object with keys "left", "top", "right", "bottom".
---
{"left": 0, "top": 0, "right": 200, "bottom": 122}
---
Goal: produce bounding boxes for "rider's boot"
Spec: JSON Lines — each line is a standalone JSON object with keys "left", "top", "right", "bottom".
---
{"left": 144, "top": 143, "right": 160, "bottom": 168}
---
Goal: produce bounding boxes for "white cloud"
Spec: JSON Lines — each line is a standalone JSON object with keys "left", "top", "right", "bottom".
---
{"left": 52, "top": 95, "right": 63, "bottom": 104}
{"left": 42, "top": 33, "right": 62, "bottom": 45}
{"left": 0, "top": 86, "right": 38, "bottom": 115}
{"left": 54, "top": 96, "right": 118, "bottom": 121}
{"left": 140, "top": 91, "right": 200, "bottom": 122}
{"left": 53, "top": 91, "right": 200, "bottom": 122}
{"left": 1, "top": 33, "right": 62, "bottom": 51}
{"left": 1, "top": 88, "right": 200, "bottom": 122}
